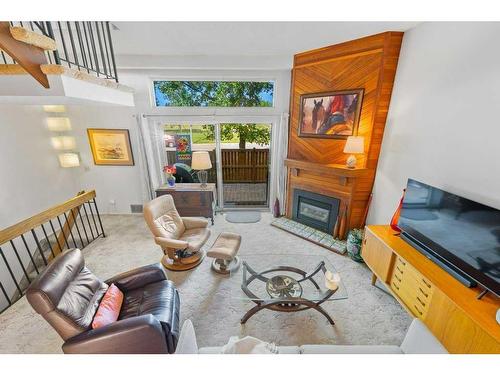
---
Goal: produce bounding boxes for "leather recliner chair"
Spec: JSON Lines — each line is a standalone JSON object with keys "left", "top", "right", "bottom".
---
{"left": 26, "top": 248, "right": 180, "bottom": 354}
{"left": 144, "top": 194, "right": 210, "bottom": 271}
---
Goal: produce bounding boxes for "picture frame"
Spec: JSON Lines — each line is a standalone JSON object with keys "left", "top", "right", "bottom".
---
{"left": 87, "top": 128, "right": 135, "bottom": 166}
{"left": 298, "top": 89, "right": 364, "bottom": 139}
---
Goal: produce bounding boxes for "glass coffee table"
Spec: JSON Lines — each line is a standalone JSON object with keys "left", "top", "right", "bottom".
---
{"left": 231, "top": 255, "right": 348, "bottom": 325}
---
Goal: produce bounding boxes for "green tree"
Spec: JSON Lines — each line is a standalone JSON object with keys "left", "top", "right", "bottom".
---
{"left": 156, "top": 81, "right": 273, "bottom": 149}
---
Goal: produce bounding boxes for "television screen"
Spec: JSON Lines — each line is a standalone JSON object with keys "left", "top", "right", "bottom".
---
{"left": 398, "top": 179, "right": 500, "bottom": 296}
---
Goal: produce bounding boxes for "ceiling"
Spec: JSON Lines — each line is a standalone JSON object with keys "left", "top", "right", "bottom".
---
{"left": 112, "top": 22, "right": 418, "bottom": 66}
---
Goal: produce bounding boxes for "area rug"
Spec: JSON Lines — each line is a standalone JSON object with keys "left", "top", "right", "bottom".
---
{"left": 0, "top": 213, "right": 411, "bottom": 353}
{"left": 271, "top": 217, "right": 347, "bottom": 254}
{"left": 225, "top": 211, "right": 262, "bottom": 223}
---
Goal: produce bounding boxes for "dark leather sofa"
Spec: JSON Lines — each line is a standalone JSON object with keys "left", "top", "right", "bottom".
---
{"left": 26, "top": 248, "right": 180, "bottom": 354}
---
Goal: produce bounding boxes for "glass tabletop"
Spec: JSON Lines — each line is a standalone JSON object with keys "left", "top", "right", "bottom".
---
{"left": 230, "top": 254, "right": 348, "bottom": 303}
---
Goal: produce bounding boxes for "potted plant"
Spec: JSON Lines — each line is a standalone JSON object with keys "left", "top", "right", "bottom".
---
{"left": 163, "top": 165, "right": 177, "bottom": 187}
{"left": 346, "top": 228, "right": 364, "bottom": 262}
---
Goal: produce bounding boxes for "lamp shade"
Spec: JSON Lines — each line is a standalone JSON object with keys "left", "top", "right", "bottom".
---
{"left": 47, "top": 117, "right": 71, "bottom": 132}
{"left": 191, "top": 151, "right": 212, "bottom": 170}
{"left": 51, "top": 136, "right": 76, "bottom": 151}
{"left": 58, "top": 153, "right": 80, "bottom": 168}
{"left": 343, "top": 136, "right": 365, "bottom": 154}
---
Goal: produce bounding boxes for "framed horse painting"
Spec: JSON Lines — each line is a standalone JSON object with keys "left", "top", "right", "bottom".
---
{"left": 298, "top": 89, "right": 364, "bottom": 139}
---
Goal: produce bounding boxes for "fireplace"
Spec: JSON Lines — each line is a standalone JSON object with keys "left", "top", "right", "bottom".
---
{"left": 292, "top": 189, "right": 340, "bottom": 233}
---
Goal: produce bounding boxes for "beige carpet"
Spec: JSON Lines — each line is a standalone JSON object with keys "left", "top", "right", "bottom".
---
{"left": 0, "top": 213, "right": 412, "bottom": 353}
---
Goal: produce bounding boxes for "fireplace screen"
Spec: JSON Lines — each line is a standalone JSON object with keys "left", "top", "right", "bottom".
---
{"left": 292, "top": 189, "right": 340, "bottom": 233}
{"left": 299, "top": 202, "right": 330, "bottom": 223}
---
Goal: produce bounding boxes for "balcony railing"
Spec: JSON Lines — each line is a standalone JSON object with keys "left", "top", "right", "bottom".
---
{"left": 2, "top": 21, "right": 118, "bottom": 82}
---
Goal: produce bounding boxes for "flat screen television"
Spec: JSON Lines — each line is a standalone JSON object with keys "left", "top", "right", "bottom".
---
{"left": 398, "top": 179, "right": 500, "bottom": 297}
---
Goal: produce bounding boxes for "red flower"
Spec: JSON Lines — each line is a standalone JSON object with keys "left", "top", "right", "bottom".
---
{"left": 163, "top": 165, "right": 177, "bottom": 175}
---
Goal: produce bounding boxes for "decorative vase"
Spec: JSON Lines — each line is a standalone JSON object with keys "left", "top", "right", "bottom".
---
{"left": 273, "top": 198, "right": 280, "bottom": 218}
{"left": 390, "top": 188, "right": 406, "bottom": 232}
{"left": 346, "top": 228, "right": 364, "bottom": 262}
{"left": 167, "top": 174, "right": 176, "bottom": 187}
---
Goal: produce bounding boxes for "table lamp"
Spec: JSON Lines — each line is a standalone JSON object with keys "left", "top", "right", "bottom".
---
{"left": 343, "top": 136, "right": 364, "bottom": 169}
{"left": 191, "top": 151, "right": 212, "bottom": 188}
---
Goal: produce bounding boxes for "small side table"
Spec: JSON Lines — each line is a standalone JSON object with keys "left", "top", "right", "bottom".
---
{"left": 156, "top": 183, "right": 216, "bottom": 224}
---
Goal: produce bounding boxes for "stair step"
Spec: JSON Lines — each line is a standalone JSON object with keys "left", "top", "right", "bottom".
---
{"left": 9, "top": 26, "right": 56, "bottom": 51}
{"left": 0, "top": 64, "right": 25, "bottom": 74}
{"left": 0, "top": 63, "right": 134, "bottom": 93}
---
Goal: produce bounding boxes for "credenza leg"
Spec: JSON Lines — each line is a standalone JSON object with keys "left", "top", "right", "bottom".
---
{"left": 371, "top": 273, "right": 377, "bottom": 286}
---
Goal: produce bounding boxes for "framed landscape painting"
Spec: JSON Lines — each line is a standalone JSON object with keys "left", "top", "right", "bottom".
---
{"left": 298, "top": 89, "right": 364, "bottom": 139}
{"left": 87, "top": 128, "right": 134, "bottom": 166}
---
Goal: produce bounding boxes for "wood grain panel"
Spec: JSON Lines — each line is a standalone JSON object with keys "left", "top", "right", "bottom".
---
{"left": 0, "top": 21, "right": 49, "bottom": 88}
{"left": 286, "top": 32, "right": 404, "bottom": 235}
{"left": 363, "top": 225, "right": 500, "bottom": 353}
{"left": 361, "top": 229, "right": 395, "bottom": 283}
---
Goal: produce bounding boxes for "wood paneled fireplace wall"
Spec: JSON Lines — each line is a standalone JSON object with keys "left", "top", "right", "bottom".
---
{"left": 285, "top": 32, "right": 404, "bottom": 239}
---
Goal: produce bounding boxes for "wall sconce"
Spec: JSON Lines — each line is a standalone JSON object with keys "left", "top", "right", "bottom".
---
{"left": 43, "top": 105, "right": 66, "bottom": 113}
{"left": 51, "top": 136, "right": 76, "bottom": 151}
{"left": 58, "top": 153, "right": 80, "bottom": 168}
{"left": 47, "top": 117, "right": 72, "bottom": 132}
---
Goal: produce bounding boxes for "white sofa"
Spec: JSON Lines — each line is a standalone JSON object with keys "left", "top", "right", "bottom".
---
{"left": 175, "top": 319, "right": 448, "bottom": 354}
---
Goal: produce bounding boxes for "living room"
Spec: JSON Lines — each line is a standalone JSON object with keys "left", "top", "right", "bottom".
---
{"left": 0, "top": 1, "right": 499, "bottom": 373}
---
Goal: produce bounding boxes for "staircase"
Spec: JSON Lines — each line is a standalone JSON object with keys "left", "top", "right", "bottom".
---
{"left": 0, "top": 190, "right": 106, "bottom": 314}
{"left": 0, "top": 22, "right": 55, "bottom": 88}
{"left": 0, "top": 21, "right": 130, "bottom": 92}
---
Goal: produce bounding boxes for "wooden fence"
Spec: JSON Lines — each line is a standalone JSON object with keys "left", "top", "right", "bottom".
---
{"left": 167, "top": 148, "right": 269, "bottom": 183}
{"left": 221, "top": 149, "right": 269, "bottom": 183}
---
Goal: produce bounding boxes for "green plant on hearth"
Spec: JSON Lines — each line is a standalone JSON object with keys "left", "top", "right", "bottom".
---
{"left": 346, "top": 228, "right": 364, "bottom": 262}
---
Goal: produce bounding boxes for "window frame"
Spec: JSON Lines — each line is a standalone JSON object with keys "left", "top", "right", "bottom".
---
{"left": 149, "top": 76, "right": 276, "bottom": 109}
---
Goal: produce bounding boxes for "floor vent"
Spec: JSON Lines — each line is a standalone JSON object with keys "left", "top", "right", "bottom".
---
{"left": 130, "top": 204, "right": 143, "bottom": 213}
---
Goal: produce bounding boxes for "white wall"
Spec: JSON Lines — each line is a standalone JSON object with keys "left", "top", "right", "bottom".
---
{"left": 0, "top": 105, "right": 79, "bottom": 228}
{"left": 368, "top": 22, "right": 500, "bottom": 224}
{"left": 0, "top": 105, "right": 82, "bottom": 309}
{"left": 66, "top": 105, "right": 144, "bottom": 214}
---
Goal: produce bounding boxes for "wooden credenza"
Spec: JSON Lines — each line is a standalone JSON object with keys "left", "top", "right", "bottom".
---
{"left": 156, "top": 183, "right": 216, "bottom": 224}
{"left": 362, "top": 225, "right": 500, "bottom": 354}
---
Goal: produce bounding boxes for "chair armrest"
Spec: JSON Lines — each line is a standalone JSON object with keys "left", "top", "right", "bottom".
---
{"left": 62, "top": 315, "right": 169, "bottom": 354}
{"left": 105, "top": 263, "right": 167, "bottom": 291}
{"left": 155, "top": 236, "right": 188, "bottom": 249}
{"left": 182, "top": 217, "right": 209, "bottom": 229}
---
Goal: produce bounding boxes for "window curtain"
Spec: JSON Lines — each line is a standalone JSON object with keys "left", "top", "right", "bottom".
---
{"left": 137, "top": 114, "right": 165, "bottom": 202}
{"left": 269, "top": 113, "right": 289, "bottom": 215}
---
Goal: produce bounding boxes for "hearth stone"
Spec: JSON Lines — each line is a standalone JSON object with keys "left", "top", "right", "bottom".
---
{"left": 271, "top": 217, "right": 346, "bottom": 255}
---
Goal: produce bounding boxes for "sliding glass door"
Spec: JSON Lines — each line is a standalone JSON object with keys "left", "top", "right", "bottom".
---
{"left": 160, "top": 121, "right": 272, "bottom": 210}
{"left": 220, "top": 123, "right": 271, "bottom": 208}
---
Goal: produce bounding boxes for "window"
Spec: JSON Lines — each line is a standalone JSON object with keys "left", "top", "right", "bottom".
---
{"left": 153, "top": 80, "right": 274, "bottom": 107}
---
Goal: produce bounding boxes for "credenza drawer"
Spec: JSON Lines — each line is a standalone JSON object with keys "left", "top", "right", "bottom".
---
{"left": 395, "top": 257, "right": 433, "bottom": 293}
{"left": 391, "top": 256, "right": 433, "bottom": 319}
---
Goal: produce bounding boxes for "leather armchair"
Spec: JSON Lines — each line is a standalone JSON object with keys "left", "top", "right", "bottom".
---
{"left": 26, "top": 248, "right": 180, "bottom": 354}
{"left": 144, "top": 194, "right": 210, "bottom": 271}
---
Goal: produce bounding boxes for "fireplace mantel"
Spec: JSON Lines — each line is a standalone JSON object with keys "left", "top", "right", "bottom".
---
{"left": 285, "top": 159, "right": 367, "bottom": 185}
{"left": 284, "top": 158, "right": 371, "bottom": 239}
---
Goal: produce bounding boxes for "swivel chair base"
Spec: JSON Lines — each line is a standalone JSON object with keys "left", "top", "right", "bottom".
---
{"left": 161, "top": 250, "right": 206, "bottom": 271}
